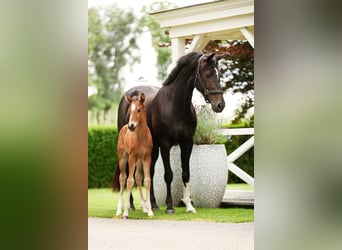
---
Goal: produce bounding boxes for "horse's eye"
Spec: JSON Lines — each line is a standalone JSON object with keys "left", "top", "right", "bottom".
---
{"left": 137, "top": 109, "right": 141, "bottom": 113}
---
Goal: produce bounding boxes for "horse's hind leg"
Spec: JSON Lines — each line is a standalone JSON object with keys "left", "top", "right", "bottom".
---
{"left": 149, "top": 146, "right": 160, "bottom": 210}
{"left": 180, "top": 141, "right": 196, "bottom": 213}
{"left": 128, "top": 166, "right": 135, "bottom": 211}
{"left": 143, "top": 155, "right": 153, "bottom": 217}
{"left": 160, "top": 144, "right": 174, "bottom": 213}
{"left": 135, "top": 160, "right": 147, "bottom": 213}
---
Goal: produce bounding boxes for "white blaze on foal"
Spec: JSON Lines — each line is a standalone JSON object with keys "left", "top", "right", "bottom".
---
{"left": 130, "top": 103, "right": 136, "bottom": 112}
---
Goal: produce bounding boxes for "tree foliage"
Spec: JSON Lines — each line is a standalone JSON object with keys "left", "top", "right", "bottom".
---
{"left": 204, "top": 40, "right": 254, "bottom": 123}
{"left": 88, "top": 5, "right": 142, "bottom": 115}
{"left": 140, "top": 1, "right": 177, "bottom": 80}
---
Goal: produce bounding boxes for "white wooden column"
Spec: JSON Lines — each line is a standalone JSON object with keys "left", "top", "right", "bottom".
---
{"left": 171, "top": 37, "right": 185, "bottom": 66}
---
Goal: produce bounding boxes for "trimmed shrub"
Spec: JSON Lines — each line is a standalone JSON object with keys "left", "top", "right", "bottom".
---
{"left": 88, "top": 126, "right": 118, "bottom": 188}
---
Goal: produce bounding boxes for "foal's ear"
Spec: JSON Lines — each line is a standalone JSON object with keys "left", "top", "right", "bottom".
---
{"left": 124, "top": 94, "right": 132, "bottom": 104}
{"left": 139, "top": 93, "right": 146, "bottom": 104}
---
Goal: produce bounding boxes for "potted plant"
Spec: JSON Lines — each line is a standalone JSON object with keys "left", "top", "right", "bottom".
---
{"left": 154, "top": 105, "right": 228, "bottom": 208}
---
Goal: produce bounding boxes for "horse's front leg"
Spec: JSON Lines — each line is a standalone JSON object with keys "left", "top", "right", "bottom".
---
{"left": 180, "top": 140, "right": 196, "bottom": 213}
{"left": 160, "top": 144, "right": 174, "bottom": 213}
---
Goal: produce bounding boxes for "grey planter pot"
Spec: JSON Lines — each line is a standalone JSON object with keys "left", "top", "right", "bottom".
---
{"left": 154, "top": 144, "right": 228, "bottom": 208}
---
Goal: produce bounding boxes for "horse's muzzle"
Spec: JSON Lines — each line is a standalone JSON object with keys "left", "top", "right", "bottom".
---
{"left": 212, "top": 100, "right": 225, "bottom": 113}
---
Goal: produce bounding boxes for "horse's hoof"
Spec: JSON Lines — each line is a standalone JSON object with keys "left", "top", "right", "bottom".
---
{"left": 165, "top": 208, "right": 175, "bottom": 214}
{"left": 122, "top": 216, "right": 128, "bottom": 220}
{"left": 187, "top": 209, "right": 197, "bottom": 214}
{"left": 129, "top": 207, "right": 136, "bottom": 211}
{"left": 152, "top": 206, "right": 160, "bottom": 211}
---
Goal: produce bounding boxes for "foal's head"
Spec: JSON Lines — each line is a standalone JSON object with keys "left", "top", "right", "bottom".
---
{"left": 125, "top": 93, "right": 146, "bottom": 132}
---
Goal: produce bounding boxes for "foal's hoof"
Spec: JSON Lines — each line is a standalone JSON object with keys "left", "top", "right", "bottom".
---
{"left": 122, "top": 216, "right": 128, "bottom": 220}
{"left": 129, "top": 206, "right": 136, "bottom": 211}
{"left": 165, "top": 208, "right": 175, "bottom": 214}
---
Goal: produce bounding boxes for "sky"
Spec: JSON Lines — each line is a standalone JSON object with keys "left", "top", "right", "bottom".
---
{"left": 88, "top": 0, "right": 244, "bottom": 120}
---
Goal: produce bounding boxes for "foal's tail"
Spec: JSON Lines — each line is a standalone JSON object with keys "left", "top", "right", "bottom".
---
{"left": 111, "top": 163, "right": 121, "bottom": 192}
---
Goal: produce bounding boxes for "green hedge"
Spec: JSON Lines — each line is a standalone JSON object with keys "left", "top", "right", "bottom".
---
{"left": 88, "top": 126, "right": 254, "bottom": 188}
{"left": 88, "top": 126, "right": 118, "bottom": 188}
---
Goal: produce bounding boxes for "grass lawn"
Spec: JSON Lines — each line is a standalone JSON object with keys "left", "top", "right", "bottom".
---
{"left": 88, "top": 187, "right": 254, "bottom": 223}
{"left": 227, "top": 183, "right": 254, "bottom": 190}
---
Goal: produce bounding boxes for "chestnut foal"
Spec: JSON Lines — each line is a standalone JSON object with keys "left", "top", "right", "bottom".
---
{"left": 116, "top": 93, "right": 153, "bottom": 219}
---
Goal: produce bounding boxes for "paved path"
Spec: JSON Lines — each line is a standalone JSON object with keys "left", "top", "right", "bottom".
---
{"left": 88, "top": 217, "right": 254, "bottom": 250}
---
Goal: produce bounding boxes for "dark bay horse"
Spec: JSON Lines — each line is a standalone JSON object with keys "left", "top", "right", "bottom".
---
{"left": 114, "top": 52, "right": 225, "bottom": 213}
{"left": 115, "top": 93, "right": 154, "bottom": 219}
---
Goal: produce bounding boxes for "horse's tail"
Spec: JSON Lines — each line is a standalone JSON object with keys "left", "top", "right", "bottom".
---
{"left": 111, "top": 162, "right": 121, "bottom": 192}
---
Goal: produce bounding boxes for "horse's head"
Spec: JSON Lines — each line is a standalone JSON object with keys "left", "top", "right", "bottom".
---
{"left": 194, "top": 53, "right": 226, "bottom": 113}
{"left": 125, "top": 93, "right": 146, "bottom": 132}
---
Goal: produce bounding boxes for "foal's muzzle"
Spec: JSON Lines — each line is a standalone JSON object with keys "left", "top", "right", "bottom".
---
{"left": 128, "top": 124, "right": 136, "bottom": 132}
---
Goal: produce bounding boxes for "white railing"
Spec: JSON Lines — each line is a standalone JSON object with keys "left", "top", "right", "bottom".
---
{"left": 218, "top": 128, "right": 254, "bottom": 187}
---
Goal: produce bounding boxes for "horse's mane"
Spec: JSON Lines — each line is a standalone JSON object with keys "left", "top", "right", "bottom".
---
{"left": 162, "top": 52, "right": 202, "bottom": 86}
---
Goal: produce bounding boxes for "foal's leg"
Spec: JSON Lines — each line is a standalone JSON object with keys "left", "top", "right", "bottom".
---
{"left": 123, "top": 157, "right": 136, "bottom": 219}
{"left": 180, "top": 140, "right": 196, "bottom": 213}
{"left": 135, "top": 160, "right": 147, "bottom": 213}
{"left": 128, "top": 166, "right": 135, "bottom": 211}
{"left": 143, "top": 155, "right": 153, "bottom": 217}
{"left": 160, "top": 144, "right": 174, "bottom": 213}
{"left": 116, "top": 155, "right": 127, "bottom": 216}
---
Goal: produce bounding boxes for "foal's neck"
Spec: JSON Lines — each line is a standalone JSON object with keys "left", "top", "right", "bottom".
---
{"left": 135, "top": 120, "right": 149, "bottom": 134}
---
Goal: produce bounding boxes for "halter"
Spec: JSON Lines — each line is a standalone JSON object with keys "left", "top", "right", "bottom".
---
{"left": 194, "top": 54, "right": 223, "bottom": 103}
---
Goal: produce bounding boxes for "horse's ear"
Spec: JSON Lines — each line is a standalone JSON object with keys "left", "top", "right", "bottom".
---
{"left": 139, "top": 93, "right": 145, "bottom": 104}
{"left": 215, "top": 53, "right": 227, "bottom": 61}
{"left": 125, "top": 95, "right": 132, "bottom": 104}
{"left": 206, "top": 53, "right": 216, "bottom": 62}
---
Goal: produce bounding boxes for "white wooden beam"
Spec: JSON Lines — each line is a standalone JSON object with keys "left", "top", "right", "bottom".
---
{"left": 187, "top": 34, "right": 210, "bottom": 53}
{"left": 240, "top": 27, "right": 254, "bottom": 48}
{"left": 168, "top": 14, "right": 253, "bottom": 38}
{"left": 227, "top": 136, "right": 254, "bottom": 163}
{"left": 218, "top": 128, "right": 254, "bottom": 136}
{"left": 187, "top": 34, "right": 202, "bottom": 52}
{"left": 157, "top": 5, "right": 254, "bottom": 28}
{"left": 228, "top": 163, "right": 254, "bottom": 186}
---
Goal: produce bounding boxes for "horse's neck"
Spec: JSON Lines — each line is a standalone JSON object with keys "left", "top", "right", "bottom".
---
{"left": 165, "top": 75, "right": 195, "bottom": 112}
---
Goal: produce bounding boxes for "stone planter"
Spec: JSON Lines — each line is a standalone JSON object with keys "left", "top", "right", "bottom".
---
{"left": 154, "top": 144, "right": 228, "bottom": 208}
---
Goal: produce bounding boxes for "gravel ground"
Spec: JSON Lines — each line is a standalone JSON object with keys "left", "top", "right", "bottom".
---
{"left": 88, "top": 217, "right": 254, "bottom": 250}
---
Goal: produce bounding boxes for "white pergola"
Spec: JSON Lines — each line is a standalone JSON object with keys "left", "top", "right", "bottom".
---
{"left": 151, "top": 0, "right": 255, "bottom": 205}
{"left": 150, "top": 0, "right": 254, "bottom": 65}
